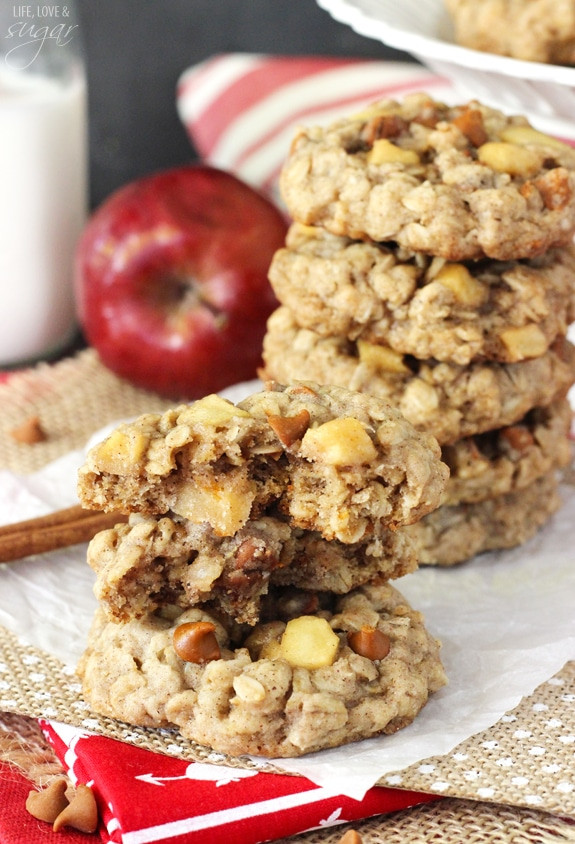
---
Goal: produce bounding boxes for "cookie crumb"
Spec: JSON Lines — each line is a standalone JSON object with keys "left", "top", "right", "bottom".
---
{"left": 10, "top": 415, "right": 47, "bottom": 444}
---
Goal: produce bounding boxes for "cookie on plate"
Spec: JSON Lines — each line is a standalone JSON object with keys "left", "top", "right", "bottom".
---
{"left": 88, "top": 513, "right": 418, "bottom": 625}
{"left": 78, "top": 381, "right": 448, "bottom": 543}
{"left": 407, "top": 470, "right": 562, "bottom": 566}
{"left": 269, "top": 223, "right": 575, "bottom": 366}
{"left": 78, "top": 581, "right": 447, "bottom": 758}
{"left": 262, "top": 307, "right": 575, "bottom": 445}
{"left": 441, "top": 398, "right": 572, "bottom": 505}
{"left": 445, "top": 0, "right": 575, "bottom": 65}
{"left": 279, "top": 93, "right": 575, "bottom": 261}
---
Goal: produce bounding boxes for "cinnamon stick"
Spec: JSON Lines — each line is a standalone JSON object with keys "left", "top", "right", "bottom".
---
{"left": 0, "top": 505, "right": 127, "bottom": 564}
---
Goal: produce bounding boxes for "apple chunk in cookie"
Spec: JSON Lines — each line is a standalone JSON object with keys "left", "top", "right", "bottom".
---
{"left": 78, "top": 381, "right": 448, "bottom": 543}
{"left": 77, "top": 581, "right": 447, "bottom": 758}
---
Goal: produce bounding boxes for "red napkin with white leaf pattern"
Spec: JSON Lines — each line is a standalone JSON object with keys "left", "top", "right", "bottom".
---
{"left": 39, "top": 720, "right": 439, "bottom": 843}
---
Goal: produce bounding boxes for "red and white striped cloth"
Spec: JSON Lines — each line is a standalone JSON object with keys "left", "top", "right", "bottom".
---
{"left": 176, "top": 53, "right": 453, "bottom": 202}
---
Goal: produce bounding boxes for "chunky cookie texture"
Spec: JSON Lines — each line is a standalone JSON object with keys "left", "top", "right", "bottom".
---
{"left": 262, "top": 308, "right": 575, "bottom": 445}
{"left": 279, "top": 93, "right": 575, "bottom": 261}
{"left": 88, "top": 513, "right": 417, "bottom": 626}
{"left": 78, "top": 581, "right": 447, "bottom": 758}
{"left": 78, "top": 382, "right": 448, "bottom": 542}
{"left": 445, "top": 0, "right": 575, "bottom": 64}
{"left": 408, "top": 470, "right": 562, "bottom": 566}
{"left": 269, "top": 224, "right": 575, "bottom": 366}
{"left": 441, "top": 399, "right": 572, "bottom": 505}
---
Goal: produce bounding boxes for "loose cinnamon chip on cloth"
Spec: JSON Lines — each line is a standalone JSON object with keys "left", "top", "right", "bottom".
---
{"left": 0, "top": 758, "right": 91, "bottom": 844}
{"left": 10, "top": 415, "right": 47, "bottom": 445}
{"left": 25, "top": 777, "right": 69, "bottom": 824}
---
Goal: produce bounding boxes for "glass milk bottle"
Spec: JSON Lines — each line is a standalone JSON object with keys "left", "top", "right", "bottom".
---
{"left": 0, "top": 1, "right": 88, "bottom": 366}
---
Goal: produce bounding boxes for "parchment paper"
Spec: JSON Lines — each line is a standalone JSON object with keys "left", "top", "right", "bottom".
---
{"left": 0, "top": 380, "right": 574, "bottom": 800}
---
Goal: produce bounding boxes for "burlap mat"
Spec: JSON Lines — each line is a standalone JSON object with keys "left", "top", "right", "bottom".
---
{"left": 0, "top": 348, "right": 172, "bottom": 473}
{"left": 1, "top": 349, "right": 574, "bottom": 842}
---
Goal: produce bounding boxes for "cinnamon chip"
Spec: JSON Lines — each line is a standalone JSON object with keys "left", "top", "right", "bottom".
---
{"left": 10, "top": 415, "right": 47, "bottom": 444}
{"left": 173, "top": 621, "right": 221, "bottom": 664}
{"left": 500, "top": 425, "right": 535, "bottom": 452}
{"left": 267, "top": 409, "right": 311, "bottom": 447}
{"left": 339, "top": 830, "right": 363, "bottom": 844}
{"left": 452, "top": 107, "right": 488, "bottom": 147}
{"left": 52, "top": 783, "right": 99, "bottom": 834}
{"left": 26, "top": 778, "right": 69, "bottom": 824}
{"left": 348, "top": 626, "right": 391, "bottom": 661}
{"left": 26, "top": 780, "right": 99, "bottom": 835}
{"left": 363, "top": 113, "right": 407, "bottom": 146}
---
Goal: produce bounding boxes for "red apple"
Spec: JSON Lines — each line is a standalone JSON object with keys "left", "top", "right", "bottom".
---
{"left": 75, "top": 165, "right": 287, "bottom": 399}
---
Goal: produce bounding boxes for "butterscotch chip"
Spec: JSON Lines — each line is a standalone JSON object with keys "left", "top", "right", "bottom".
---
{"left": 279, "top": 93, "right": 575, "bottom": 261}
{"left": 269, "top": 225, "right": 575, "bottom": 366}
{"left": 78, "top": 382, "right": 448, "bottom": 542}
{"left": 445, "top": 0, "right": 575, "bottom": 64}
{"left": 262, "top": 307, "right": 575, "bottom": 445}
{"left": 78, "top": 581, "right": 446, "bottom": 758}
{"left": 407, "top": 470, "right": 561, "bottom": 566}
{"left": 88, "top": 513, "right": 418, "bottom": 626}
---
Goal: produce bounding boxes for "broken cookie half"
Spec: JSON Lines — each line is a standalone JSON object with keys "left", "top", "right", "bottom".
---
{"left": 78, "top": 380, "right": 448, "bottom": 542}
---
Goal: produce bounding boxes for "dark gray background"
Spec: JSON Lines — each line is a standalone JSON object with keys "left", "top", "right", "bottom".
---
{"left": 76, "top": 0, "right": 413, "bottom": 208}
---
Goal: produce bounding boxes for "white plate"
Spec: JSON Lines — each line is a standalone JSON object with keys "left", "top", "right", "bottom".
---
{"left": 317, "top": 0, "right": 575, "bottom": 138}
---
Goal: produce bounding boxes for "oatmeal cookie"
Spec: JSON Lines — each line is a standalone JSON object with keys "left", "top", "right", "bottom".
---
{"left": 279, "top": 93, "right": 575, "bottom": 261}
{"left": 88, "top": 513, "right": 417, "bottom": 626}
{"left": 262, "top": 307, "right": 575, "bottom": 445}
{"left": 442, "top": 398, "right": 572, "bottom": 505}
{"left": 445, "top": 0, "right": 575, "bottom": 65}
{"left": 78, "top": 382, "right": 448, "bottom": 543}
{"left": 78, "top": 581, "right": 447, "bottom": 758}
{"left": 269, "top": 224, "right": 575, "bottom": 365}
{"left": 407, "top": 470, "right": 562, "bottom": 566}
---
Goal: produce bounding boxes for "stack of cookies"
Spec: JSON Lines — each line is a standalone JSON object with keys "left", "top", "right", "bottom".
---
{"left": 76, "top": 381, "right": 449, "bottom": 757}
{"left": 262, "top": 92, "right": 575, "bottom": 565}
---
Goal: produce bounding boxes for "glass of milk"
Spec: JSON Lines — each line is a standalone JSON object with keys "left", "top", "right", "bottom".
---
{"left": 0, "top": 1, "right": 88, "bottom": 366}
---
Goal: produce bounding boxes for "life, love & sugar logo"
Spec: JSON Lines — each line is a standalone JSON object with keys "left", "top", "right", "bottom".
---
{"left": 3, "top": 6, "right": 78, "bottom": 69}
